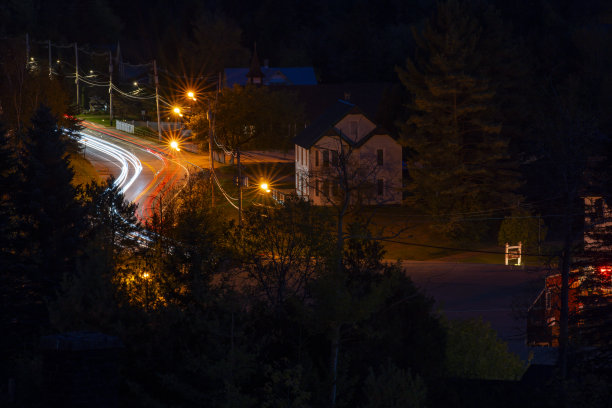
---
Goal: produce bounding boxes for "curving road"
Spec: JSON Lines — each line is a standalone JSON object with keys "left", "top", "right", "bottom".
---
{"left": 79, "top": 121, "right": 191, "bottom": 220}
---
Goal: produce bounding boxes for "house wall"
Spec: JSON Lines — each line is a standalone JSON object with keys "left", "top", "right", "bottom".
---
{"left": 298, "top": 133, "right": 402, "bottom": 206}
{"left": 584, "top": 196, "right": 612, "bottom": 250}
{"left": 358, "top": 134, "right": 402, "bottom": 204}
{"left": 295, "top": 145, "right": 310, "bottom": 199}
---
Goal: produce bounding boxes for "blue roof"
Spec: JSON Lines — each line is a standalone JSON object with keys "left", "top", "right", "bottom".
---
{"left": 224, "top": 67, "right": 317, "bottom": 87}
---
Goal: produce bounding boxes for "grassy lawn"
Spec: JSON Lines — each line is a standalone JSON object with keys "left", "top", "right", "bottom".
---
{"left": 78, "top": 113, "right": 112, "bottom": 127}
{"left": 70, "top": 152, "right": 101, "bottom": 186}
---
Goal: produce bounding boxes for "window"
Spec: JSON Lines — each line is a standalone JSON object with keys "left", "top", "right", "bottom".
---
{"left": 315, "top": 179, "right": 320, "bottom": 196}
{"left": 377, "top": 179, "right": 384, "bottom": 196}
{"left": 332, "top": 151, "right": 339, "bottom": 167}
{"left": 323, "top": 150, "right": 330, "bottom": 167}
{"left": 377, "top": 149, "right": 384, "bottom": 166}
{"left": 595, "top": 198, "right": 605, "bottom": 220}
{"left": 323, "top": 180, "right": 329, "bottom": 197}
{"left": 315, "top": 150, "right": 319, "bottom": 166}
{"left": 350, "top": 121, "right": 358, "bottom": 139}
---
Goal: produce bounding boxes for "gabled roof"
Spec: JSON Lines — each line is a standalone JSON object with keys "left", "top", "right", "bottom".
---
{"left": 293, "top": 99, "right": 395, "bottom": 149}
{"left": 295, "top": 99, "right": 373, "bottom": 148}
{"left": 224, "top": 67, "right": 317, "bottom": 87}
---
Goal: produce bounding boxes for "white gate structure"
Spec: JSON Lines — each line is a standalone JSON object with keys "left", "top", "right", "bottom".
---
{"left": 505, "top": 242, "right": 522, "bottom": 266}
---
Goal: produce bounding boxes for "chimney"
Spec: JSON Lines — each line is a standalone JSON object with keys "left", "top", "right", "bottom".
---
{"left": 344, "top": 92, "right": 351, "bottom": 101}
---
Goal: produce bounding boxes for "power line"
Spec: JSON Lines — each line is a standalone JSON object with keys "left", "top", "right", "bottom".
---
{"left": 380, "top": 239, "right": 549, "bottom": 258}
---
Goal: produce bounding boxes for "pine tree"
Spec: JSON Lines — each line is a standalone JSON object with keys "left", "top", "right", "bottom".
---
{"left": 397, "top": 0, "right": 520, "bottom": 239}
{"left": 16, "top": 104, "right": 84, "bottom": 297}
{"left": 0, "top": 124, "right": 17, "bottom": 268}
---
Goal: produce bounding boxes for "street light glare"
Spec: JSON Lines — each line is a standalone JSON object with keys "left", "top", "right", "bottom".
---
{"left": 170, "top": 141, "right": 180, "bottom": 151}
{"left": 173, "top": 107, "right": 181, "bottom": 114}
{"left": 260, "top": 182, "right": 271, "bottom": 193}
{"left": 187, "top": 91, "right": 196, "bottom": 100}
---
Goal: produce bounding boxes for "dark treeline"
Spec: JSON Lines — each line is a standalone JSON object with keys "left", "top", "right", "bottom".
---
{"left": 1, "top": 0, "right": 610, "bottom": 82}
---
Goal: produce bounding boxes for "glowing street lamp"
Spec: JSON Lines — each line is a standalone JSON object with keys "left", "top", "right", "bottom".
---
{"left": 170, "top": 140, "right": 180, "bottom": 151}
{"left": 260, "top": 182, "right": 271, "bottom": 193}
{"left": 187, "top": 91, "right": 196, "bottom": 101}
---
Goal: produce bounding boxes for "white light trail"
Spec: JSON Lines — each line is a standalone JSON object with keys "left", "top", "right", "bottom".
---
{"left": 78, "top": 131, "right": 143, "bottom": 194}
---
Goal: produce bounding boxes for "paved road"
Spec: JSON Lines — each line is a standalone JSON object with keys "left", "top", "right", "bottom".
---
{"left": 80, "top": 122, "right": 192, "bottom": 219}
{"left": 402, "top": 261, "right": 548, "bottom": 359}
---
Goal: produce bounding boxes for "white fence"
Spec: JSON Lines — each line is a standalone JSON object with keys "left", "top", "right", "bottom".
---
{"left": 115, "top": 120, "right": 135, "bottom": 134}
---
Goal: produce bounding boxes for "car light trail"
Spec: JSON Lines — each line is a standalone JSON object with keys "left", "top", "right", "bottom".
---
{"left": 78, "top": 131, "right": 143, "bottom": 194}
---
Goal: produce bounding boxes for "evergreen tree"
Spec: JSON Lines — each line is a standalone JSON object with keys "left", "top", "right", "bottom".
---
{"left": 397, "top": 0, "right": 520, "bottom": 239}
{"left": 81, "top": 176, "right": 140, "bottom": 272}
{"left": 16, "top": 104, "right": 84, "bottom": 298}
{"left": 0, "top": 124, "right": 17, "bottom": 268}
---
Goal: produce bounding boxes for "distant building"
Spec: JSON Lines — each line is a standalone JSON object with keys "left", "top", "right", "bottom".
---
{"left": 293, "top": 99, "right": 402, "bottom": 206}
{"left": 224, "top": 45, "right": 317, "bottom": 87}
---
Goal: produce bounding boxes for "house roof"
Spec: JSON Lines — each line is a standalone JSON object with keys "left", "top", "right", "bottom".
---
{"left": 272, "top": 82, "right": 391, "bottom": 124}
{"left": 293, "top": 99, "right": 354, "bottom": 148}
{"left": 293, "top": 99, "right": 392, "bottom": 149}
{"left": 224, "top": 67, "right": 317, "bottom": 87}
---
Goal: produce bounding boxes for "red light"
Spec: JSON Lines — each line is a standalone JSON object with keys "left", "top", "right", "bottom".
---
{"left": 599, "top": 266, "right": 612, "bottom": 279}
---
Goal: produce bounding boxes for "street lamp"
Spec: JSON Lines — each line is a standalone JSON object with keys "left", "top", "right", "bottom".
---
{"left": 170, "top": 140, "right": 180, "bottom": 151}
{"left": 187, "top": 91, "right": 196, "bottom": 101}
{"left": 260, "top": 182, "right": 271, "bottom": 193}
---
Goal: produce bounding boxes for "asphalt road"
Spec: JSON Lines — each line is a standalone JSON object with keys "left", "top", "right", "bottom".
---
{"left": 402, "top": 260, "right": 548, "bottom": 359}
{"left": 80, "top": 122, "right": 191, "bottom": 219}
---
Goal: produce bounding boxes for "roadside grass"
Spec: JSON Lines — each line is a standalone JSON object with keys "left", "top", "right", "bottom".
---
{"left": 69, "top": 152, "right": 101, "bottom": 186}
{"left": 78, "top": 114, "right": 111, "bottom": 127}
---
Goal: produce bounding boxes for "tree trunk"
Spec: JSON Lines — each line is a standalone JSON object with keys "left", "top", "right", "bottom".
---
{"left": 330, "top": 323, "right": 340, "bottom": 408}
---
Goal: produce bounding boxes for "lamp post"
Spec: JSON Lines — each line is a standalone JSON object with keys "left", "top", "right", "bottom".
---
{"left": 173, "top": 107, "right": 183, "bottom": 133}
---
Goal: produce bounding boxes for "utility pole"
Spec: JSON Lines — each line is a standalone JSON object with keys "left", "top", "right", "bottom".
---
{"left": 25, "top": 33, "right": 29, "bottom": 67}
{"left": 154, "top": 60, "right": 162, "bottom": 141}
{"left": 237, "top": 147, "right": 242, "bottom": 226}
{"left": 74, "top": 43, "right": 79, "bottom": 113}
{"left": 48, "top": 40, "right": 52, "bottom": 78}
{"left": 109, "top": 51, "right": 113, "bottom": 124}
{"left": 208, "top": 107, "right": 214, "bottom": 207}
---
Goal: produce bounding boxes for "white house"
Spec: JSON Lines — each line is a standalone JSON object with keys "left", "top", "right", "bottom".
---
{"left": 293, "top": 99, "right": 402, "bottom": 205}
